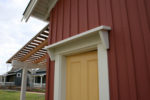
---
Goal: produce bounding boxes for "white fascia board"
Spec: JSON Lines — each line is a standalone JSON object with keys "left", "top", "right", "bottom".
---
{"left": 45, "top": 26, "right": 111, "bottom": 49}
{"left": 22, "top": 0, "right": 38, "bottom": 22}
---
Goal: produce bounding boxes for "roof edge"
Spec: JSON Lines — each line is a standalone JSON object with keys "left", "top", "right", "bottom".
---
{"left": 22, "top": 0, "right": 38, "bottom": 22}
{"left": 22, "top": 0, "right": 58, "bottom": 22}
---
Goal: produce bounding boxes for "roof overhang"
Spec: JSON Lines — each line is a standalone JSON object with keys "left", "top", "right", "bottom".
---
{"left": 22, "top": 0, "right": 58, "bottom": 22}
{"left": 6, "top": 73, "right": 16, "bottom": 76}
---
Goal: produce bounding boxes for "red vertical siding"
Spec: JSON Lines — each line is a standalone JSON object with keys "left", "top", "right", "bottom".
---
{"left": 56, "top": 0, "right": 64, "bottom": 41}
{"left": 45, "top": 55, "right": 50, "bottom": 100}
{"left": 51, "top": 5, "right": 58, "bottom": 44}
{"left": 78, "top": 0, "right": 88, "bottom": 32}
{"left": 111, "top": 0, "right": 131, "bottom": 99}
{"left": 47, "top": 0, "right": 150, "bottom": 100}
{"left": 63, "top": 0, "right": 71, "bottom": 39}
{"left": 126, "top": 0, "right": 150, "bottom": 99}
{"left": 87, "top": 0, "right": 99, "bottom": 28}
{"left": 70, "top": 0, "right": 78, "bottom": 36}
{"left": 119, "top": 0, "right": 137, "bottom": 99}
{"left": 46, "top": 59, "right": 55, "bottom": 100}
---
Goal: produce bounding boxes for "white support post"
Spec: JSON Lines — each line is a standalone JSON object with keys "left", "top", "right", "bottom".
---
{"left": 20, "top": 67, "right": 27, "bottom": 100}
{"left": 29, "top": 74, "right": 33, "bottom": 89}
{"left": 33, "top": 76, "right": 35, "bottom": 87}
{"left": 97, "top": 44, "right": 110, "bottom": 100}
{"left": 11, "top": 60, "right": 46, "bottom": 100}
{"left": 4, "top": 76, "right": 6, "bottom": 85}
{"left": 40, "top": 76, "right": 43, "bottom": 88}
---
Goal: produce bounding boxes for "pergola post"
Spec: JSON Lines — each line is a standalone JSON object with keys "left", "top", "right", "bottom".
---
{"left": 12, "top": 60, "right": 46, "bottom": 100}
{"left": 20, "top": 67, "right": 27, "bottom": 100}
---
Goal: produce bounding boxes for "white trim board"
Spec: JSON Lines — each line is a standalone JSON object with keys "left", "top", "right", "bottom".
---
{"left": 45, "top": 25, "right": 111, "bottom": 61}
{"left": 45, "top": 25, "right": 111, "bottom": 100}
{"left": 22, "top": 0, "right": 38, "bottom": 22}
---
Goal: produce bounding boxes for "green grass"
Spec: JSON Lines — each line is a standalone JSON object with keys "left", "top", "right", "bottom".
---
{"left": 30, "top": 88, "right": 45, "bottom": 93}
{"left": 0, "top": 90, "right": 45, "bottom": 100}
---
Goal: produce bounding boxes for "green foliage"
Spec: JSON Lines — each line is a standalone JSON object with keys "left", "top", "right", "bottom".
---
{"left": 0, "top": 90, "right": 45, "bottom": 100}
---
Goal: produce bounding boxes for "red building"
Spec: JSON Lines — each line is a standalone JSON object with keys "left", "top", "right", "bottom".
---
{"left": 23, "top": 0, "right": 150, "bottom": 100}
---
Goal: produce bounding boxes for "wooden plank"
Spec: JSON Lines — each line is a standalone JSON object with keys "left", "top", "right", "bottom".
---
{"left": 40, "top": 34, "right": 49, "bottom": 37}
{"left": 33, "top": 55, "right": 46, "bottom": 64}
{"left": 37, "top": 37, "right": 45, "bottom": 41}
{"left": 33, "top": 53, "right": 44, "bottom": 56}
{"left": 33, "top": 40, "right": 42, "bottom": 44}
{"left": 28, "top": 45, "right": 36, "bottom": 48}
{"left": 42, "top": 32, "right": 49, "bottom": 35}
{"left": 36, "top": 52, "right": 45, "bottom": 55}
{"left": 20, "top": 39, "right": 48, "bottom": 61}
{"left": 30, "top": 43, "right": 38, "bottom": 46}
{"left": 39, "top": 35, "right": 47, "bottom": 39}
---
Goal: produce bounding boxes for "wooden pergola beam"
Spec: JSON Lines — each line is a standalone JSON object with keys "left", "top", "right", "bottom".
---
{"left": 6, "top": 25, "right": 49, "bottom": 63}
{"left": 20, "top": 39, "right": 48, "bottom": 61}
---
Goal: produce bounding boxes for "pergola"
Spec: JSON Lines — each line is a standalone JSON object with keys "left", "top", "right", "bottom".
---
{"left": 6, "top": 24, "right": 49, "bottom": 100}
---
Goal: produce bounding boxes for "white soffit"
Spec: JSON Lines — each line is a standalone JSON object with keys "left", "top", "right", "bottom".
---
{"left": 45, "top": 25, "right": 111, "bottom": 60}
{"left": 22, "top": 0, "right": 58, "bottom": 22}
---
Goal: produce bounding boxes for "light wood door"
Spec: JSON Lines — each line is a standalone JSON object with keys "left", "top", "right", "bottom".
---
{"left": 66, "top": 51, "right": 99, "bottom": 100}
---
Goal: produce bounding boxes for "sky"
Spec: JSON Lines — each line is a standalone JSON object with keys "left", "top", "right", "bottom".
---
{"left": 0, "top": 0, "right": 47, "bottom": 75}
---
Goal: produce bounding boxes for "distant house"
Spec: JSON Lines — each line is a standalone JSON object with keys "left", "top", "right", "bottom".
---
{"left": 0, "top": 68, "right": 30, "bottom": 87}
{"left": 32, "top": 69, "right": 46, "bottom": 88}
{"left": 0, "top": 68, "right": 46, "bottom": 88}
{"left": 0, "top": 75, "right": 3, "bottom": 84}
{"left": 0, "top": 75, "right": 6, "bottom": 86}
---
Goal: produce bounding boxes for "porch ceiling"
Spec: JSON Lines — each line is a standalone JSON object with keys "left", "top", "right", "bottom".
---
{"left": 6, "top": 24, "right": 49, "bottom": 65}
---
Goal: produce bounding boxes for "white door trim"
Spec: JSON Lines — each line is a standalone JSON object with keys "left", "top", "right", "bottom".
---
{"left": 45, "top": 26, "right": 111, "bottom": 100}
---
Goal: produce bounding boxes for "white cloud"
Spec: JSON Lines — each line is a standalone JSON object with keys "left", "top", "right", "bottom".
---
{"left": 0, "top": 0, "right": 47, "bottom": 75}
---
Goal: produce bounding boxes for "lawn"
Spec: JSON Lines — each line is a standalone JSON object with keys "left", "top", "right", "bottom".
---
{"left": 0, "top": 90, "right": 45, "bottom": 100}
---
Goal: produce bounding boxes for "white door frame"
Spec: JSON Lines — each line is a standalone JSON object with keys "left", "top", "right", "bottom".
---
{"left": 45, "top": 25, "right": 111, "bottom": 100}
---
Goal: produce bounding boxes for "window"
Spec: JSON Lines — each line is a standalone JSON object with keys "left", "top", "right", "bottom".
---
{"left": 17, "top": 73, "right": 21, "bottom": 77}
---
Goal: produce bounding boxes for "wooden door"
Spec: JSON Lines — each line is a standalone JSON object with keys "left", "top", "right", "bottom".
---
{"left": 66, "top": 51, "right": 99, "bottom": 100}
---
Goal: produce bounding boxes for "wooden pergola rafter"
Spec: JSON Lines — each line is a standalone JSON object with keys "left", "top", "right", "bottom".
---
{"left": 6, "top": 24, "right": 49, "bottom": 65}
